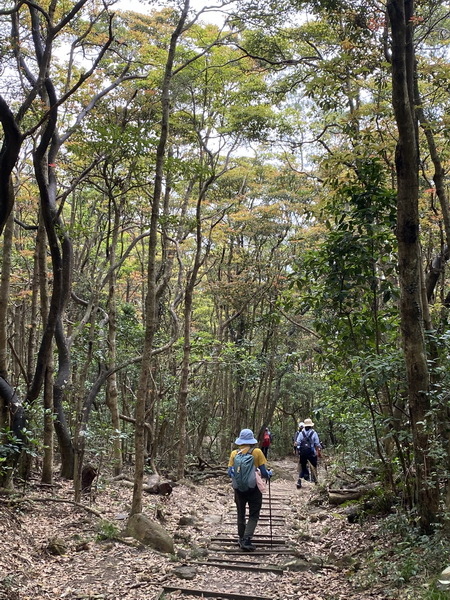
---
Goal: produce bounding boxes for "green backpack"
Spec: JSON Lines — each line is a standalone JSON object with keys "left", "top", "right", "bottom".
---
{"left": 232, "top": 449, "right": 256, "bottom": 492}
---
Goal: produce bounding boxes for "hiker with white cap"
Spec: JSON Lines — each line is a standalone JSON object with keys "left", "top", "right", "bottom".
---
{"left": 228, "top": 428, "right": 272, "bottom": 551}
{"left": 295, "top": 418, "right": 322, "bottom": 488}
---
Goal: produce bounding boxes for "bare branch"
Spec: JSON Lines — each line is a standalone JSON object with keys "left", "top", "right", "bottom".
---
{"left": 0, "top": 0, "right": 25, "bottom": 16}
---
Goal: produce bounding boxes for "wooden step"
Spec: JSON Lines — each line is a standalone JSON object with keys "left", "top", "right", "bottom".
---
{"left": 194, "top": 560, "right": 284, "bottom": 574}
{"left": 161, "top": 585, "right": 272, "bottom": 599}
{"left": 211, "top": 536, "right": 287, "bottom": 545}
{"left": 208, "top": 546, "right": 294, "bottom": 555}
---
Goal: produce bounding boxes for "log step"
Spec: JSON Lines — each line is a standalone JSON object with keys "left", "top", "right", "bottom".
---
{"left": 208, "top": 546, "right": 294, "bottom": 555}
{"left": 162, "top": 585, "right": 272, "bottom": 599}
{"left": 194, "top": 560, "right": 283, "bottom": 574}
{"left": 211, "top": 536, "right": 286, "bottom": 545}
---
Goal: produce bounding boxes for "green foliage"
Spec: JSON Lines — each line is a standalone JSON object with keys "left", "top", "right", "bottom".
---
{"left": 363, "top": 487, "right": 396, "bottom": 516}
{"left": 0, "top": 427, "right": 41, "bottom": 482}
{"left": 285, "top": 159, "right": 405, "bottom": 464}
{"left": 351, "top": 514, "right": 450, "bottom": 598}
{"left": 117, "top": 303, "right": 145, "bottom": 358}
{"left": 420, "top": 592, "right": 450, "bottom": 600}
{"left": 96, "top": 520, "right": 121, "bottom": 541}
{"left": 0, "top": 429, "right": 23, "bottom": 459}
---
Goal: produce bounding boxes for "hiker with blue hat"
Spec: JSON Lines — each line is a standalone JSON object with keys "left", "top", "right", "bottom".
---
{"left": 227, "top": 428, "right": 272, "bottom": 551}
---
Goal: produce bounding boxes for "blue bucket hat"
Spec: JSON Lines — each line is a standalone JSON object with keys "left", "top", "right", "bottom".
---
{"left": 235, "top": 428, "right": 258, "bottom": 445}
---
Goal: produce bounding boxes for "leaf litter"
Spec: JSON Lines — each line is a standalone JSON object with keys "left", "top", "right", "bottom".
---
{"left": 0, "top": 458, "right": 417, "bottom": 600}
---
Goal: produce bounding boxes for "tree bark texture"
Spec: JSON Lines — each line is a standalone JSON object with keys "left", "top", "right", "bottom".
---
{"left": 387, "top": 0, "right": 439, "bottom": 531}
{"left": 0, "top": 98, "right": 22, "bottom": 235}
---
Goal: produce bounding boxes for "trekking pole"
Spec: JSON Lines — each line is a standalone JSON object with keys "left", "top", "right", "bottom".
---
{"left": 268, "top": 476, "right": 273, "bottom": 549}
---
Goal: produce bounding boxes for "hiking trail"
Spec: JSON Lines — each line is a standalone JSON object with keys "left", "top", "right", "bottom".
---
{"left": 0, "top": 456, "right": 387, "bottom": 600}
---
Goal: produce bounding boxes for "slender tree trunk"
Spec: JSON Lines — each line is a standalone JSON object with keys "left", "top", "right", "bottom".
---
{"left": 414, "top": 79, "right": 450, "bottom": 301}
{"left": 105, "top": 197, "right": 123, "bottom": 476}
{"left": 54, "top": 319, "right": 74, "bottom": 478}
{"left": 0, "top": 211, "right": 13, "bottom": 379}
{"left": 41, "top": 364, "right": 54, "bottom": 484}
{"left": 130, "top": 0, "right": 190, "bottom": 516}
{"left": 37, "top": 218, "right": 54, "bottom": 485}
{"left": 0, "top": 212, "right": 14, "bottom": 486}
{"left": 176, "top": 269, "right": 197, "bottom": 480}
{"left": 0, "top": 193, "right": 23, "bottom": 457}
{"left": 106, "top": 298, "right": 122, "bottom": 476}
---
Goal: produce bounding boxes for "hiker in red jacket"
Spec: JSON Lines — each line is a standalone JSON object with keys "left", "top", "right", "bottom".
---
{"left": 260, "top": 427, "right": 273, "bottom": 458}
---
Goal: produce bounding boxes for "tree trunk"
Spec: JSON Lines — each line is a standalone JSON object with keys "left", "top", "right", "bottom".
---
{"left": 176, "top": 248, "right": 201, "bottom": 480}
{"left": 106, "top": 198, "right": 123, "bottom": 477}
{"left": 131, "top": 0, "right": 191, "bottom": 516}
{"left": 387, "top": 0, "right": 439, "bottom": 531}
{"left": 0, "top": 98, "right": 21, "bottom": 235}
{"left": 0, "top": 211, "right": 14, "bottom": 447}
{"left": 0, "top": 211, "right": 13, "bottom": 379}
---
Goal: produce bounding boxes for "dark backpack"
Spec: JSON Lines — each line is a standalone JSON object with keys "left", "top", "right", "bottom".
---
{"left": 232, "top": 449, "right": 256, "bottom": 492}
{"left": 298, "top": 430, "right": 314, "bottom": 458}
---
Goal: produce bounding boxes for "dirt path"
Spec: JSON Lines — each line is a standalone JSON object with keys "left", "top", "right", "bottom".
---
{"left": 0, "top": 457, "right": 389, "bottom": 600}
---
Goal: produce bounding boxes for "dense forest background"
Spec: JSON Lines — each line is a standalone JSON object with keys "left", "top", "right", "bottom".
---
{"left": 0, "top": 0, "right": 449, "bottom": 534}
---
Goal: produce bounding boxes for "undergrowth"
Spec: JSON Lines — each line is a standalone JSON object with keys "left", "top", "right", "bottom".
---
{"left": 350, "top": 512, "right": 450, "bottom": 599}
{"left": 95, "top": 519, "right": 121, "bottom": 541}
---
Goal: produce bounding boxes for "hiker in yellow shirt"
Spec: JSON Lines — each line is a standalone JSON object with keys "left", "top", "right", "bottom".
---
{"left": 228, "top": 428, "right": 272, "bottom": 551}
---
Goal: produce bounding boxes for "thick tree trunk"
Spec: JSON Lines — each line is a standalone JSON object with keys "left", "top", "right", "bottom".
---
{"left": 0, "top": 98, "right": 22, "bottom": 235}
{"left": 387, "top": 0, "right": 439, "bottom": 531}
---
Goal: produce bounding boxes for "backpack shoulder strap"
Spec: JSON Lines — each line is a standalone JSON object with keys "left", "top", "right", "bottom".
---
{"left": 237, "top": 448, "right": 253, "bottom": 456}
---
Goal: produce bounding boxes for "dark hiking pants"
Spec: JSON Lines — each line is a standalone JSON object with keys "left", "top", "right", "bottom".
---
{"left": 234, "top": 486, "right": 263, "bottom": 539}
{"left": 299, "top": 454, "right": 318, "bottom": 482}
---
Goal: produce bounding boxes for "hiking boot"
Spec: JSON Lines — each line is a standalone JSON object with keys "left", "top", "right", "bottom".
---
{"left": 240, "top": 537, "right": 255, "bottom": 552}
{"left": 296, "top": 479, "right": 302, "bottom": 489}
